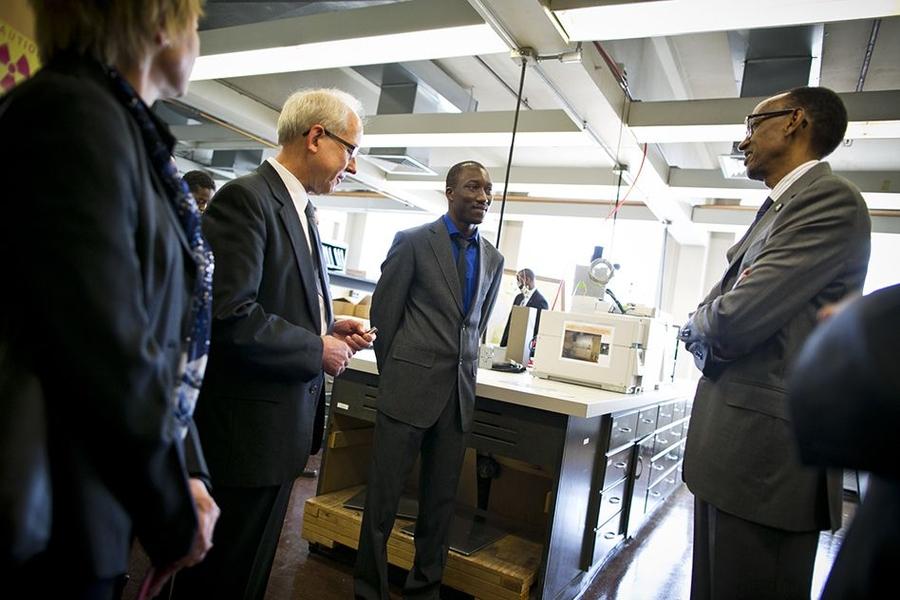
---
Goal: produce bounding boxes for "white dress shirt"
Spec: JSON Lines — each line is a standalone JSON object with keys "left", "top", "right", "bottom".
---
{"left": 267, "top": 157, "right": 327, "bottom": 334}
{"left": 519, "top": 287, "right": 534, "bottom": 307}
{"left": 769, "top": 159, "right": 820, "bottom": 203}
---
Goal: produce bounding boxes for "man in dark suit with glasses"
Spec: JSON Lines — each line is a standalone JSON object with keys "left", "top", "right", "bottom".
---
{"left": 680, "top": 86, "right": 871, "bottom": 599}
{"left": 174, "top": 88, "right": 374, "bottom": 600}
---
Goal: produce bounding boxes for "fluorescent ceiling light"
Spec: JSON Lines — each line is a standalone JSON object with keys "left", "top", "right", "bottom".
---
{"left": 552, "top": 0, "right": 900, "bottom": 41}
{"left": 191, "top": 24, "right": 506, "bottom": 80}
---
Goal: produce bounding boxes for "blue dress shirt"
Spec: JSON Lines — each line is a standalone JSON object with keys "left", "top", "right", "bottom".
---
{"left": 442, "top": 213, "right": 479, "bottom": 315}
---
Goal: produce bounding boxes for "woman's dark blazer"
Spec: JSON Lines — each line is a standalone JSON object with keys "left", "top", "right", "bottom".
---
{"left": 0, "top": 54, "right": 202, "bottom": 579}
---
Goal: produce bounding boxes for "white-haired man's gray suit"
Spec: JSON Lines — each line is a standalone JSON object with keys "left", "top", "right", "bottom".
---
{"left": 682, "top": 162, "right": 871, "bottom": 599}
{"left": 355, "top": 216, "right": 503, "bottom": 600}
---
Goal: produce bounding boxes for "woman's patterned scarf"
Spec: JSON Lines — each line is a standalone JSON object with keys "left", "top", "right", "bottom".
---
{"left": 106, "top": 66, "right": 214, "bottom": 439}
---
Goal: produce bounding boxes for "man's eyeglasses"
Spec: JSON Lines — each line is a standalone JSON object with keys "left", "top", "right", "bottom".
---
{"left": 744, "top": 108, "right": 798, "bottom": 138}
{"left": 303, "top": 127, "right": 360, "bottom": 160}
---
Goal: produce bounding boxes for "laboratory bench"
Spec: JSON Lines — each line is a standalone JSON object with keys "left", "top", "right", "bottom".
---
{"left": 302, "top": 350, "right": 695, "bottom": 600}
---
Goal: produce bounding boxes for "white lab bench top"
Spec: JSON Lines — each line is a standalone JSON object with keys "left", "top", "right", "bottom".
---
{"left": 346, "top": 349, "right": 697, "bottom": 419}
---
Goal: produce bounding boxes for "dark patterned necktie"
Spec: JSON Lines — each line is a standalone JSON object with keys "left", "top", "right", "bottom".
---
{"left": 750, "top": 196, "right": 774, "bottom": 228}
{"left": 304, "top": 201, "right": 331, "bottom": 329}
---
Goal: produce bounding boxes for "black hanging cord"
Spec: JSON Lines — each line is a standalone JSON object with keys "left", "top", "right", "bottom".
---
{"left": 494, "top": 56, "right": 528, "bottom": 248}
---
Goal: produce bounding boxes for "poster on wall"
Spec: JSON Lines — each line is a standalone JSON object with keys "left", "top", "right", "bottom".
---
{"left": 0, "top": 19, "right": 40, "bottom": 94}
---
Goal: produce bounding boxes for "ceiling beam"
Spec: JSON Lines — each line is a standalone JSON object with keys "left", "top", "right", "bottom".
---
{"left": 670, "top": 168, "right": 900, "bottom": 209}
{"left": 179, "top": 81, "right": 279, "bottom": 145}
{"left": 346, "top": 158, "right": 449, "bottom": 215}
{"left": 628, "top": 90, "right": 900, "bottom": 143}
{"left": 170, "top": 124, "right": 255, "bottom": 144}
{"left": 382, "top": 165, "right": 630, "bottom": 202}
{"left": 192, "top": 0, "right": 507, "bottom": 80}
{"left": 549, "top": 0, "right": 900, "bottom": 41}
{"left": 466, "top": 0, "right": 571, "bottom": 54}
{"left": 693, "top": 205, "right": 900, "bottom": 234}
{"left": 312, "top": 193, "right": 425, "bottom": 214}
{"left": 361, "top": 109, "right": 592, "bottom": 147}
{"left": 386, "top": 166, "right": 620, "bottom": 186}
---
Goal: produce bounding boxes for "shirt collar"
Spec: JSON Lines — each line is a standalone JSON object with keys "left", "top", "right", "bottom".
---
{"left": 267, "top": 157, "right": 309, "bottom": 211}
{"left": 769, "top": 159, "right": 820, "bottom": 202}
{"left": 442, "top": 213, "right": 479, "bottom": 243}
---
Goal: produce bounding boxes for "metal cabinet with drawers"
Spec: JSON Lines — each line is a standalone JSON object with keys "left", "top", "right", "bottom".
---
{"left": 583, "top": 398, "right": 692, "bottom": 569}
{"left": 627, "top": 400, "right": 690, "bottom": 538}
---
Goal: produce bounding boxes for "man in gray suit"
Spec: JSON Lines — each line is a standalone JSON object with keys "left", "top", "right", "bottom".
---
{"left": 680, "top": 86, "right": 871, "bottom": 599}
{"left": 354, "top": 161, "right": 505, "bottom": 599}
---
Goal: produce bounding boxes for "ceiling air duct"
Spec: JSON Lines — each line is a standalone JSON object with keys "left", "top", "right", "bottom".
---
{"left": 719, "top": 24, "right": 824, "bottom": 179}
{"left": 358, "top": 62, "right": 472, "bottom": 176}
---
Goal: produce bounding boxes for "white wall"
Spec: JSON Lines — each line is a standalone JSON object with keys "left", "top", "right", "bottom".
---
{"left": 864, "top": 232, "right": 900, "bottom": 294}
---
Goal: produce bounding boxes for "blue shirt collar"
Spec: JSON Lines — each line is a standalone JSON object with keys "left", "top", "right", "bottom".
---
{"left": 442, "top": 213, "right": 479, "bottom": 242}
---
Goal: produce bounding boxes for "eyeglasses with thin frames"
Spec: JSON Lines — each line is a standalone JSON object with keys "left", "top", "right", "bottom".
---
{"left": 744, "top": 108, "right": 798, "bottom": 139}
{"left": 303, "top": 127, "right": 359, "bottom": 160}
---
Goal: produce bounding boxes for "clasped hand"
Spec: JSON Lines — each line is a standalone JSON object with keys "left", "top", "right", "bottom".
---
{"left": 140, "top": 478, "right": 221, "bottom": 598}
{"left": 322, "top": 319, "right": 376, "bottom": 376}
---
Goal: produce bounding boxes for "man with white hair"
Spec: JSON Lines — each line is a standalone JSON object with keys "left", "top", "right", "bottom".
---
{"left": 173, "top": 89, "right": 374, "bottom": 600}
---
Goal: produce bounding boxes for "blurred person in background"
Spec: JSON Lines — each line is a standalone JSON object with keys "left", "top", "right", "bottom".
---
{"left": 183, "top": 169, "right": 216, "bottom": 213}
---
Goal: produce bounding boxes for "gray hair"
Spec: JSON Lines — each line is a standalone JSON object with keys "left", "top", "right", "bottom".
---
{"left": 277, "top": 88, "right": 365, "bottom": 146}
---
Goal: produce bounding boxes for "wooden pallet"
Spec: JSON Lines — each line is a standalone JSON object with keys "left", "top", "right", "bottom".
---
{"left": 302, "top": 486, "right": 542, "bottom": 600}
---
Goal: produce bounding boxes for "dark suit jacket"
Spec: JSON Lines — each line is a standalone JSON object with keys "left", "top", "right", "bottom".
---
{"left": 500, "top": 288, "right": 548, "bottom": 347}
{"left": 195, "top": 161, "right": 330, "bottom": 487}
{"left": 682, "top": 162, "right": 871, "bottom": 532}
{"left": 0, "top": 55, "right": 200, "bottom": 577}
{"left": 371, "top": 218, "right": 504, "bottom": 432}
{"left": 789, "top": 284, "right": 900, "bottom": 599}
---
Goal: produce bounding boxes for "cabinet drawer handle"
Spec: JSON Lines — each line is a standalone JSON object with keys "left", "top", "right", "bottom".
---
{"left": 641, "top": 418, "right": 654, "bottom": 423}
{"left": 609, "top": 497, "right": 621, "bottom": 505}
{"left": 650, "top": 491, "right": 661, "bottom": 498}
{"left": 618, "top": 427, "right": 632, "bottom": 433}
{"left": 652, "top": 464, "right": 664, "bottom": 471}
{"left": 614, "top": 461, "right": 627, "bottom": 469}
{"left": 666, "top": 453, "right": 678, "bottom": 460}
{"left": 603, "top": 532, "right": 617, "bottom": 540}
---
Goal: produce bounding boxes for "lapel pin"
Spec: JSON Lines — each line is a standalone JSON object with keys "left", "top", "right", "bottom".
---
{"left": 774, "top": 203, "right": 783, "bottom": 212}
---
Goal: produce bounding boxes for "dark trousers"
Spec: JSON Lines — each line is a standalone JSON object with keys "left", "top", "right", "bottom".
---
{"left": 691, "top": 497, "right": 819, "bottom": 600}
{"left": 354, "top": 394, "right": 468, "bottom": 600}
{"left": 171, "top": 481, "right": 294, "bottom": 600}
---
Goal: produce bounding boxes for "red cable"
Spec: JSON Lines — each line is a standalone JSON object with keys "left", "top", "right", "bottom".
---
{"left": 605, "top": 142, "right": 647, "bottom": 220}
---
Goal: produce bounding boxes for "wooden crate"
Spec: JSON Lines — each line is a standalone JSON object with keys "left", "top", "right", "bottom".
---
{"left": 302, "top": 486, "right": 542, "bottom": 600}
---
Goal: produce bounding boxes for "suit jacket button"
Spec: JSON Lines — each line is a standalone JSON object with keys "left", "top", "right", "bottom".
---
{"left": 310, "top": 385, "right": 318, "bottom": 395}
